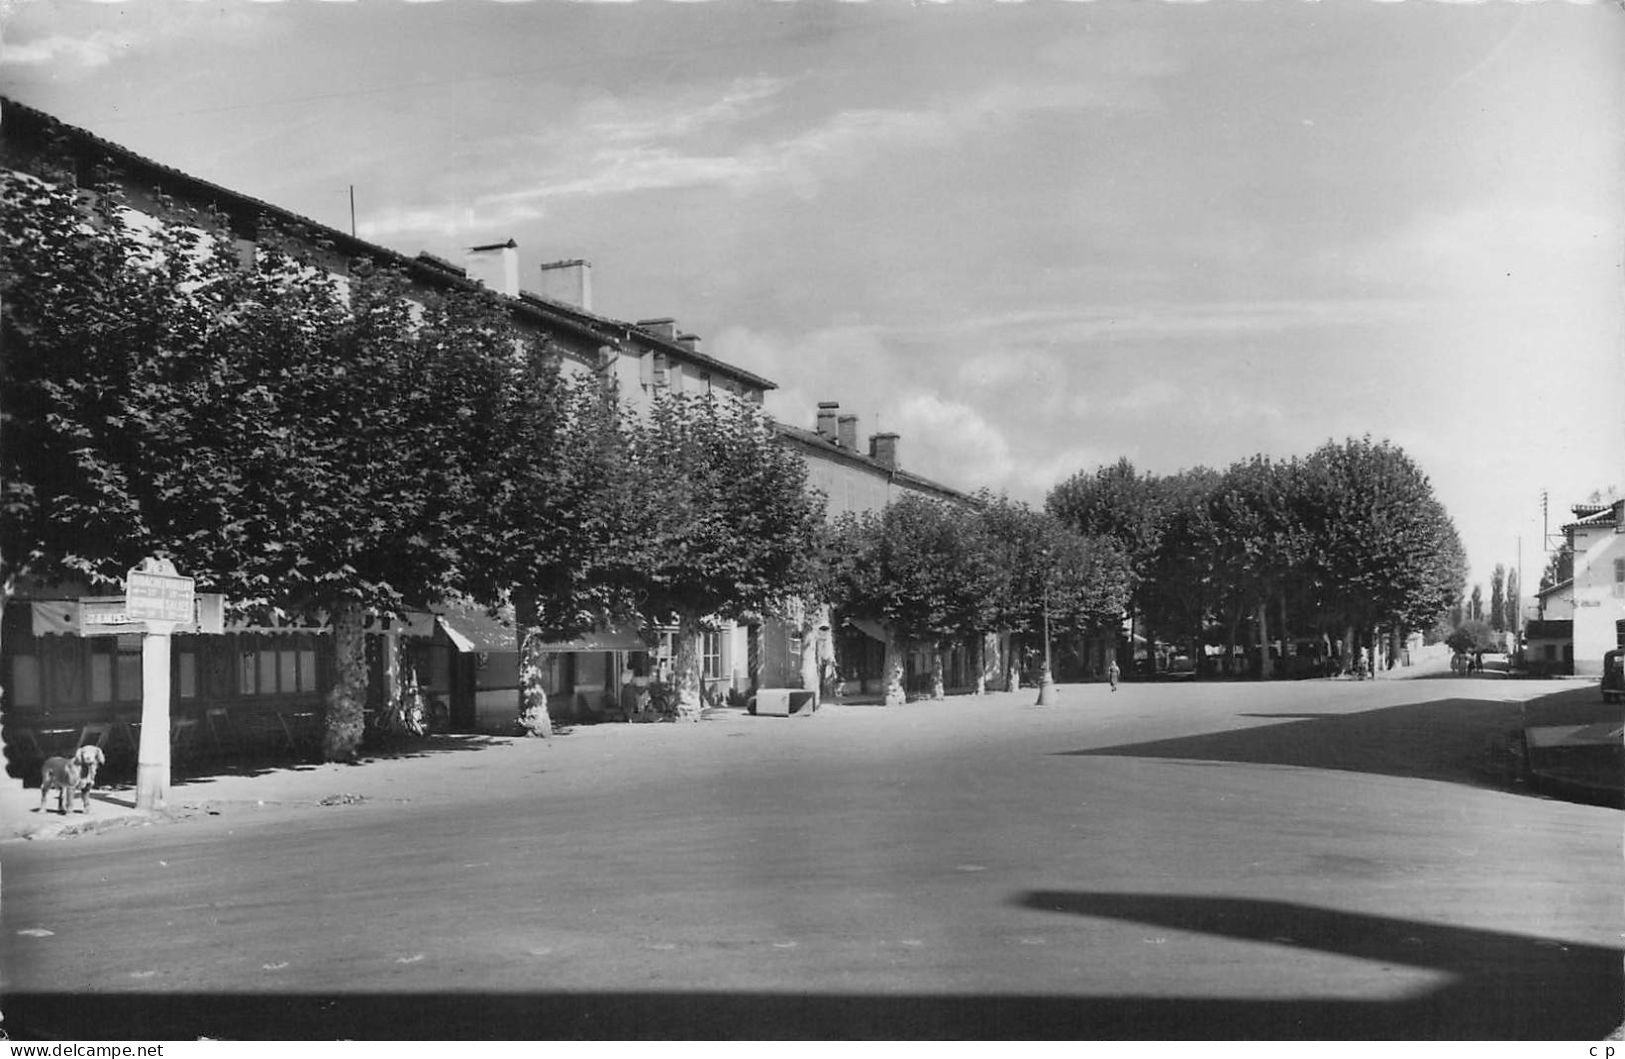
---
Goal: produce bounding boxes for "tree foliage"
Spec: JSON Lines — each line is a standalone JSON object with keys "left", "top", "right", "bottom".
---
{"left": 2, "top": 170, "right": 571, "bottom": 757}
{"left": 1047, "top": 437, "right": 1466, "bottom": 677}
{"left": 623, "top": 392, "right": 827, "bottom": 716}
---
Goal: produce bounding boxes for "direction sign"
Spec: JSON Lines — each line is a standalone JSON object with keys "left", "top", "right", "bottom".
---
{"left": 126, "top": 568, "right": 196, "bottom": 624}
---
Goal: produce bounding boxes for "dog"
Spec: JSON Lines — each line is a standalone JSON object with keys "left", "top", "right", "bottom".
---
{"left": 37, "top": 744, "right": 104, "bottom": 815}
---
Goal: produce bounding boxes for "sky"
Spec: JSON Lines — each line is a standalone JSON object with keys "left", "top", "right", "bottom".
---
{"left": 3, "top": 0, "right": 1621, "bottom": 599}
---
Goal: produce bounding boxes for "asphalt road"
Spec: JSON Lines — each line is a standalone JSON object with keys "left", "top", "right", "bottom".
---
{"left": 3, "top": 676, "right": 1620, "bottom": 1040}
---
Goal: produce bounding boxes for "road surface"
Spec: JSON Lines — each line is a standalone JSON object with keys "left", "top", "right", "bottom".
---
{"left": 3, "top": 676, "right": 1619, "bottom": 1039}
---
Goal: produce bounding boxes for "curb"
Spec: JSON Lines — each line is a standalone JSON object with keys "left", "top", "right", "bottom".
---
{"left": 7, "top": 807, "right": 176, "bottom": 843}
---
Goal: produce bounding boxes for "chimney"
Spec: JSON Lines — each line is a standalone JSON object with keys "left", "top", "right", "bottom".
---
{"left": 837, "top": 415, "right": 858, "bottom": 451}
{"left": 538, "top": 258, "right": 593, "bottom": 311}
{"left": 869, "top": 432, "right": 900, "bottom": 470}
{"left": 464, "top": 239, "right": 520, "bottom": 297}
{"left": 816, "top": 402, "right": 839, "bottom": 439}
{"left": 676, "top": 332, "right": 700, "bottom": 353}
{"left": 637, "top": 317, "right": 678, "bottom": 341}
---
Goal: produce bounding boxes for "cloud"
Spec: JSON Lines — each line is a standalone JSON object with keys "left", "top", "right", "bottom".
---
{"left": 1345, "top": 201, "right": 1622, "bottom": 301}
{"left": 0, "top": 30, "right": 132, "bottom": 69}
{"left": 353, "top": 68, "right": 1157, "bottom": 241}
{"left": 578, "top": 75, "right": 791, "bottom": 144}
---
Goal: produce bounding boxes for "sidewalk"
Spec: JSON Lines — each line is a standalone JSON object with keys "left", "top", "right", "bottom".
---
{"left": 1, "top": 708, "right": 759, "bottom": 842}
{"left": 0, "top": 731, "right": 553, "bottom": 842}
{"left": 1520, "top": 683, "right": 1625, "bottom": 808}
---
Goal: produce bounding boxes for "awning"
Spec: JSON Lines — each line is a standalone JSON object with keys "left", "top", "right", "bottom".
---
{"left": 432, "top": 601, "right": 645, "bottom": 654}
{"left": 435, "top": 603, "right": 519, "bottom": 653}
{"left": 845, "top": 617, "right": 890, "bottom": 644}
{"left": 538, "top": 625, "right": 647, "bottom": 653}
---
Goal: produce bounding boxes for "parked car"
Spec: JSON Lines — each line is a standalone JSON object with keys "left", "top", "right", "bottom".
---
{"left": 1602, "top": 648, "right": 1624, "bottom": 705}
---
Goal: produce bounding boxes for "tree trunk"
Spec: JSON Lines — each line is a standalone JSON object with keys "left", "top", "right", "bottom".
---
{"left": 673, "top": 614, "right": 705, "bottom": 720}
{"left": 798, "top": 597, "right": 822, "bottom": 705}
{"left": 517, "top": 627, "right": 553, "bottom": 739}
{"left": 1342, "top": 623, "right": 1356, "bottom": 677}
{"left": 883, "top": 630, "right": 907, "bottom": 707}
{"left": 1256, "top": 601, "right": 1271, "bottom": 680}
{"left": 1225, "top": 611, "right": 1239, "bottom": 677}
{"left": 974, "top": 634, "right": 993, "bottom": 695}
{"left": 1278, "top": 592, "right": 1291, "bottom": 676}
{"left": 929, "top": 647, "right": 946, "bottom": 701}
{"left": 323, "top": 601, "right": 368, "bottom": 762}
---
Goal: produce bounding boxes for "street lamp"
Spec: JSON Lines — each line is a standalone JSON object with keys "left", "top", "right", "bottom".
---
{"left": 1036, "top": 574, "right": 1057, "bottom": 706}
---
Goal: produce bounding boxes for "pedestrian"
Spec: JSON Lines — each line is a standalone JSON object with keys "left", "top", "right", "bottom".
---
{"left": 1107, "top": 659, "right": 1120, "bottom": 692}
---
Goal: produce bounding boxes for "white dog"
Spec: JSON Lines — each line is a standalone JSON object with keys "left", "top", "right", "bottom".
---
{"left": 37, "top": 744, "right": 104, "bottom": 815}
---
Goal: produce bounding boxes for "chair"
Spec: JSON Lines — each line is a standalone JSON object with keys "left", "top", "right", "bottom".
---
{"left": 78, "top": 722, "right": 113, "bottom": 750}
{"left": 204, "top": 707, "right": 236, "bottom": 751}
{"left": 170, "top": 718, "right": 199, "bottom": 765}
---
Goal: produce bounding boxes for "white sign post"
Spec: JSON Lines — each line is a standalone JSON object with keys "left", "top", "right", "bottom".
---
{"left": 127, "top": 558, "right": 194, "bottom": 812}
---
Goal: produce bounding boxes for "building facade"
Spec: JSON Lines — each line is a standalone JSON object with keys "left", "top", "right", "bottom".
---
{"left": 0, "top": 97, "right": 789, "bottom": 763}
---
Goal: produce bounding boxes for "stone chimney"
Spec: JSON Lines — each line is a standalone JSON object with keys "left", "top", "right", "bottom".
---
{"left": 676, "top": 333, "right": 700, "bottom": 353}
{"left": 538, "top": 258, "right": 593, "bottom": 311}
{"left": 816, "top": 402, "right": 839, "bottom": 439}
{"left": 637, "top": 318, "right": 679, "bottom": 341}
{"left": 837, "top": 415, "right": 858, "bottom": 450}
{"left": 465, "top": 239, "right": 520, "bottom": 297}
{"left": 869, "top": 432, "right": 900, "bottom": 470}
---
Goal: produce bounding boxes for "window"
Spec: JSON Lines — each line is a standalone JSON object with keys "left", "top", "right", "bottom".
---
{"left": 10, "top": 655, "right": 41, "bottom": 708}
{"left": 237, "top": 636, "right": 319, "bottom": 696}
{"left": 702, "top": 631, "right": 723, "bottom": 680}
{"left": 177, "top": 645, "right": 197, "bottom": 700}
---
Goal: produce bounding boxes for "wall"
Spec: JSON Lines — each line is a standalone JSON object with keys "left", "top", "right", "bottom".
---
{"left": 1571, "top": 513, "right": 1625, "bottom": 675}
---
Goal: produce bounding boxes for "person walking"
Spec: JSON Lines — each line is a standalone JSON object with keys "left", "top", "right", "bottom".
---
{"left": 1107, "top": 658, "right": 1120, "bottom": 692}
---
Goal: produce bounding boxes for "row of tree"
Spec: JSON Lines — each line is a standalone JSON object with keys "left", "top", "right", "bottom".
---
{"left": 1445, "top": 562, "right": 1521, "bottom": 639}
{"left": 824, "top": 494, "right": 1132, "bottom": 704}
{"left": 1046, "top": 446, "right": 1467, "bottom": 677}
{"left": 4, "top": 164, "right": 1472, "bottom": 766}
{"left": 1, "top": 169, "right": 825, "bottom": 758}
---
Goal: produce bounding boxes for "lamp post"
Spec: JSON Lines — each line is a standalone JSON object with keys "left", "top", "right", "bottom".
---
{"left": 1036, "top": 578, "right": 1057, "bottom": 706}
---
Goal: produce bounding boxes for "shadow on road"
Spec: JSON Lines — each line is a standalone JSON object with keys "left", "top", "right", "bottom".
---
{"left": 1060, "top": 696, "right": 1530, "bottom": 794}
{"left": 137, "top": 733, "right": 523, "bottom": 791}
{"left": 11, "top": 887, "right": 1621, "bottom": 1042}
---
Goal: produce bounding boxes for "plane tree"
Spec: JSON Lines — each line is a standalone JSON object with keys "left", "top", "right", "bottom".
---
{"left": 621, "top": 392, "right": 827, "bottom": 719}
{"left": 1, "top": 166, "right": 549, "bottom": 760}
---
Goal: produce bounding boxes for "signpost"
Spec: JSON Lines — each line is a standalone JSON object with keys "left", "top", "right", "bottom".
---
{"left": 127, "top": 558, "right": 194, "bottom": 811}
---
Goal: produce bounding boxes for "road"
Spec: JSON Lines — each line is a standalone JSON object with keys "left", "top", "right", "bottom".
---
{"left": 2, "top": 676, "right": 1620, "bottom": 1039}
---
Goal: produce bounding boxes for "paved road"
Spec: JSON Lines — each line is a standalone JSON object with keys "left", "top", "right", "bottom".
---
{"left": 3, "top": 677, "right": 1620, "bottom": 1039}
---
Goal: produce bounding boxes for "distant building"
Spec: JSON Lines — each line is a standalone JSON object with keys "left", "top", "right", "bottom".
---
{"left": 1531, "top": 498, "right": 1625, "bottom": 677}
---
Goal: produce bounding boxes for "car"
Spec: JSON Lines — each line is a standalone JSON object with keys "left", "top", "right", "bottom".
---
{"left": 1602, "top": 648, "right": 1624, "bottom": 705}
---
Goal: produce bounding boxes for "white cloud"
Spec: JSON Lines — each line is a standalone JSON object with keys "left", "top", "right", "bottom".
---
{"left": 1, "top": 30, "right": 131, "bottom": 68}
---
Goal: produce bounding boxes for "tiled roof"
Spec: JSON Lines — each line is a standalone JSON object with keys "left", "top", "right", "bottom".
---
{"left": 771, "top": 421, "right": 974, "bottom": 505}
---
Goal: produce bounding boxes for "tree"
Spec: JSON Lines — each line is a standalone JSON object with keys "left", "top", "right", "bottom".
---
{"left": 1506, "top": 567, "right": 1520, "bottom": 635}
{"left": 1047, "top": 459, "right": 1164, "bottom": 666}
{"left": 2, "top": 168, "right": 534, "bottom": 761}
{"left": 1207, "top": 457, "right": 1312, "bottom": 679}
{"left": 1446, "top": 619, "right": 1499, "bottom": 655}
{"left": 1298, "top": 437, "right": 1466, "bottom": 669}
{"left": 1540, "top": 542, "right": 1573, "bottom": 592}
{"left": 826, "top": 495, "right": 979, "bottom": 706}
{"left": 1489, "top": 564, "right": 1506, "bottom": 633}
{"left": 1469, "top": 584, "right": 1484, "bottom": 624}
{"left": 974, "top": 495, "right": 1130, "bottom": 692}
{"left": 623, "top": 393, "right": 826, "bottom": 718}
